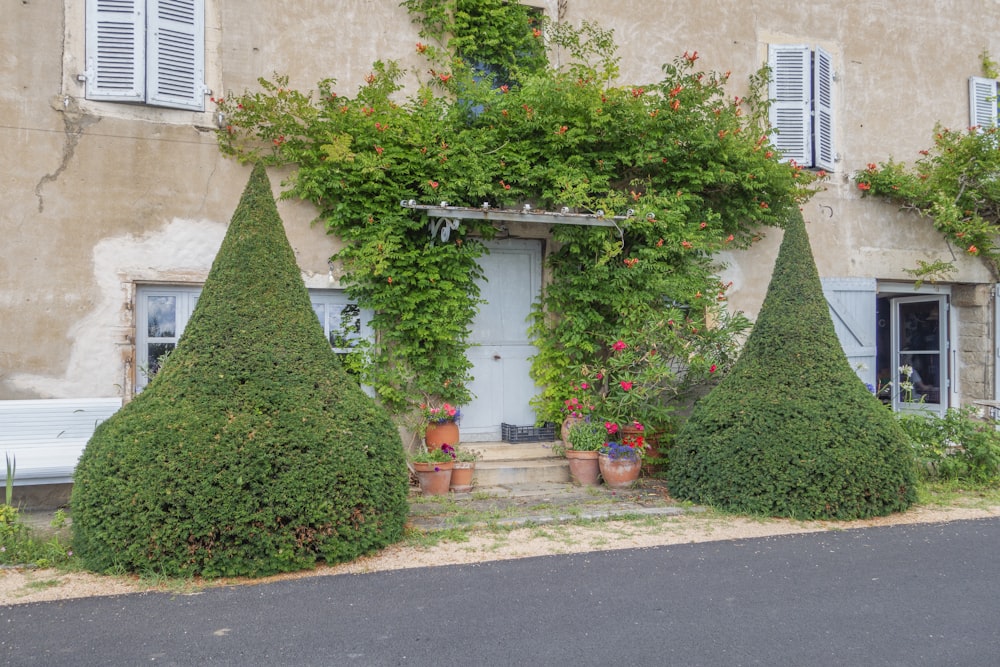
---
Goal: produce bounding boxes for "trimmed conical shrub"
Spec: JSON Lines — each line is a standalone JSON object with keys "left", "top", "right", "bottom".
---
{"left": 667, "top": 210, "right": 916, "bottom": 519}
{"left": 71, "top": 164, "right": 409, "bottom": 577}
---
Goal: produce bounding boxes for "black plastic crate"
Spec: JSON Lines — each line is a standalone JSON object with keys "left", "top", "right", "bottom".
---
{"left": 501, "top": 422, "right": 557, "bottom": 443}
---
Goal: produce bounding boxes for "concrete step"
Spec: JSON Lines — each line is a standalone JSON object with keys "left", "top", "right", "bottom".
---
{"left": 456, "top": 441, "right": 569, "bottom": 486}
{"left": 461, "top": 441, "right": 562, "bottom": 462}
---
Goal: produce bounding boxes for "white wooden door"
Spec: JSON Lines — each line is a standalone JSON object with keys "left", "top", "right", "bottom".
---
{"left": 462, "top": 240, "right": 543, "bottom": 441}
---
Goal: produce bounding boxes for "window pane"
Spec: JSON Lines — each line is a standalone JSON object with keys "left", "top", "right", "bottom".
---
{"left": 147, "top": 296, "right": 177, "bottom": 337}
{"left": 330, "top": 304, "right": 362, "bottom": 349}
{"left": 898, "top": 301, "right": 939, "bottom": 351}
{"left": 146, "top": 342, "right": 176, "bottom": 378}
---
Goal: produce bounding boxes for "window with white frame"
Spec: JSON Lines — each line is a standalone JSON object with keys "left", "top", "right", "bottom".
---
{"left": 84, "top": 0, "right": 207, "bottom": 111}
{"left": 134, "top": 285, "right": 370, "bottom": 390}
{"left": 768, "top": 44, "right": 835, "bottom": 171}
{"left": 969, "top": 76, "right": 998, "bottom": 128}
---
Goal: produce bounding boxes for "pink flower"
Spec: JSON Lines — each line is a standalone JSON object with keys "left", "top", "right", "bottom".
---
{"left": 632, "top": 421, "right": 644, "bottom": 431}
{"left": 612, "top": 340, "right": 627, "bottom": 351}
{"left": 580, "top": 382, "right": 589, "bottom": 390}
{"left": 710, "top": 364, "right": 717, "bottom": 373}
{"left": 620, "top": 381, "right": 633, "bottom": 391}
{"left": 604, "top": 422, "right": 619, "bottom": 435}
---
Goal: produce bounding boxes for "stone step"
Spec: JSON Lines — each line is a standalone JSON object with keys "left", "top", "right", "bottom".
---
{"left": 443, "top": 441, "right": 570, "bottom": 486}
{"left": 475, "top": 458, "right": 570, "bottom": 486}
{"left": 459, "top": 441, "right": 562, "bottom": 462}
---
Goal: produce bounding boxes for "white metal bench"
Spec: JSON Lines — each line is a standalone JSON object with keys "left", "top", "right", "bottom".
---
{"left": 0, "top": 398, "right": 122, "bottom": 486}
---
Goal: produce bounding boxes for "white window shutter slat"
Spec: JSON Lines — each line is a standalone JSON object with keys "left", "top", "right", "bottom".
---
{"left": 969, "top": 76, "right": 998, "bottom": 128}
{"left": 813, "top": 47, "right": 835, "bottom": 171}
{"left": 85, "top": 0, "right": 145, "bottom": 102}
{"left": 822, "top": 277, "right": 877, "bottom": 387}
{"left": 147, "top": 0, "right": 205, "bottom": 110}
{"left": 768, "top": 45, "right": 812, "bottom": 165}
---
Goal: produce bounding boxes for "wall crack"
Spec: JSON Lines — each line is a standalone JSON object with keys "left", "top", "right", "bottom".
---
{"left": 35, "top": 96, "right": 100, "bottom": 213}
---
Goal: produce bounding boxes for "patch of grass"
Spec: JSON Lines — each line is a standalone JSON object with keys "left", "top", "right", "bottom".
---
{"left": 23, "top": 579, "right": 63, "bottom": 591}
{"left": 917, "top": 480, "right": 1000, "bottom": 509}
{"left": 401, "top": 527, "right": 470, "bottom": 548}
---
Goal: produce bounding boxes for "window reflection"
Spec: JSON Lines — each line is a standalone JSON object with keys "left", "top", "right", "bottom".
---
{"left": 147, "top": 296, "right": 177, "bottom": 338}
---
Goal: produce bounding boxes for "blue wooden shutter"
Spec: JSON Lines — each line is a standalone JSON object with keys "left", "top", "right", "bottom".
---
{"left": 814, "top": 47, "right": 835, "bottom": 171}
{"left": 969, "top": 76, "right": 998, "bottom": 128}
{"left": 822, "top": 277, "right": 877, "bottom": 386}
{"left": 147, "top": 0, "right": 205, "bottom": 110}
{"left": 85, "top": 0, "right": 145, "bottom": 102}
{"left": 768, "top": 45, "right": 812, "bottom": 165}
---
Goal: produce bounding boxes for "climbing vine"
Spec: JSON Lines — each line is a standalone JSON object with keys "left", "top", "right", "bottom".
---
{"left": 215, "top": 0, "right": 812, "bottom": 421}
{"left": 854, "top": 124, "right": 1000, "bottom": 281}
{"left": 854, "top": 53, "right": 1000, "bottom": 281}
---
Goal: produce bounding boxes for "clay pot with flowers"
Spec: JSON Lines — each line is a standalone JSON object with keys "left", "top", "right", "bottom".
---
{"left": 410, "top": 447, "right": 455, "bottom": 496}
{"left": 421, "top": 402, "right": 461, "bottom": 451}
{"left": 598, "top": 439, "right": 644, "bottom": 488}
{"left": 446, "top": 444, "right": 481, "bottom": 493}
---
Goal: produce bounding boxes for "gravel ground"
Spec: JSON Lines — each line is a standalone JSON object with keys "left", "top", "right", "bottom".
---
{"left": 4, "top": 482, "right": 998, "bottom": 606}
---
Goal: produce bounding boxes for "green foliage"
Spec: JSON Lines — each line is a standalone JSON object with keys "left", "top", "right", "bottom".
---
{"left": 668, "top": 210, "right": 918, "bottom": 520}
{"left": 0, "top": 505, "right": 74, "bottom": 568}
{"left": 567, "top": 419, "right": 606, "bottom": 452}
{"left": 855, "top": 124, "right": 1000, "bottom": 279}
{"left": 216, "top": 5, "right": 811, "bottom": 419}
{"left": 71, "top": 165, "right": 409, "bottom": 578}
{"left": 899, "top": 407, "right": 1000, "bottom": 483}
{"left": 563, "top": 309, "right": 750, "bottom": 431}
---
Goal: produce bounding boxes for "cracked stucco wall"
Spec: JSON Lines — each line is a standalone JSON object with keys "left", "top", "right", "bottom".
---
{"left": 3, "top": 1, "right": 1000, "bottom": 403}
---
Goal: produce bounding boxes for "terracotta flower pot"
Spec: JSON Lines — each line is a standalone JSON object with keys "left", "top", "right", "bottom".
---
{"left": 566, "top": 449, "right": 601, "bottom": 486}
{"left": 598, "top": 453, "right": 641, "bottom": 488}
{"left": 449, "top": 461, "right": 475, "bottom": 493}
{"left": 412, "top": 460, "right": 454, "bottom": 496}
{"left": 424, "top": 421, "right": 460, "bottom": 450}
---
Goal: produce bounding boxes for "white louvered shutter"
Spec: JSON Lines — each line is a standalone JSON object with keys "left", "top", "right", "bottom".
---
{"left": 147, "top": 0, "right": 205, "bottom": 110}
{"left": 768, "top": 45, "right": 812, "bottom": 165}
{"left": 85, "top": 0, "right": 145, "bottom": 102}
{"left": 822, "top": 277, "right": 877, "bottom": 387}
{"left": 813, "top": 47, "right": 835, "bottom": 171}
{"left": 969, "top": 76, "right": 998, "bottom": 129}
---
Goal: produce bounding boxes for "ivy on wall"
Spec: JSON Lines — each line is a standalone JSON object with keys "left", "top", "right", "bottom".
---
{"left": 216, "top": 0, "right": 813, "bottom": 422}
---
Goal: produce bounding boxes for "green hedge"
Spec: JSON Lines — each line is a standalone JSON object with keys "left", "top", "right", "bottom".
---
{"left": 667, "top": 210, "right": 917, "bottom": 519}
{"left": 71, "top": 164, "right": 409, "bottom": 577}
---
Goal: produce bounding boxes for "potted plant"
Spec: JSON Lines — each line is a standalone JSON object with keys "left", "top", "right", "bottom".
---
{"left": 560, "top": 383, "right": 596, "bottom": 444}
{"left": 421, "top": 402, "right": 462, "bottom": 450}
{"left": 564, "top": 419, "right": 605, "bottom": 486}
{"left": 445, "top": 444, "right": 481, "bottom": 493}
{"left": 598, "top": 439, "right": 644, "bottom": 489}
{"left": 410, "top": 447, "right": 455, "bottom": 496}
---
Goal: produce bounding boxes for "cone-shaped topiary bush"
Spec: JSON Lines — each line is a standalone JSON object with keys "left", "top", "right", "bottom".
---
{"left": 667, "top": 210, "right": 917, "bottom": 519}
{"left": 71, "top": 164, "right": 409, "bottom": 577}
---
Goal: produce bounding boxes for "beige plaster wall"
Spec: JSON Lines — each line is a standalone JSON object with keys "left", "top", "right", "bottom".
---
{"left": 3, "top": 1, "right": 1000, "bottom": 401}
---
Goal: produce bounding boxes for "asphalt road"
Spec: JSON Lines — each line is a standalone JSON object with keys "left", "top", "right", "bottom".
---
{"left": 3, "top": 517, "right": 999, "bottom": 666}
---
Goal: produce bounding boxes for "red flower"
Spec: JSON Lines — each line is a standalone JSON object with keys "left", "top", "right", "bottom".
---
{"left": 709, "top": 364, "right": 717, "bottom": 373}
{"left": 620, "top": 381, "right": 633, "bottom": 391}
{"left": 857, "top": 182, "right": 871, "bottom": 191}
{"left": 429, "top": 180, "right": 439, "bottom": 189}
{"left": 968, "top": 245, "right": 979, "bottom": 255}
{"left": 612, "top": 340, "right": 628, "bottom": 351}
